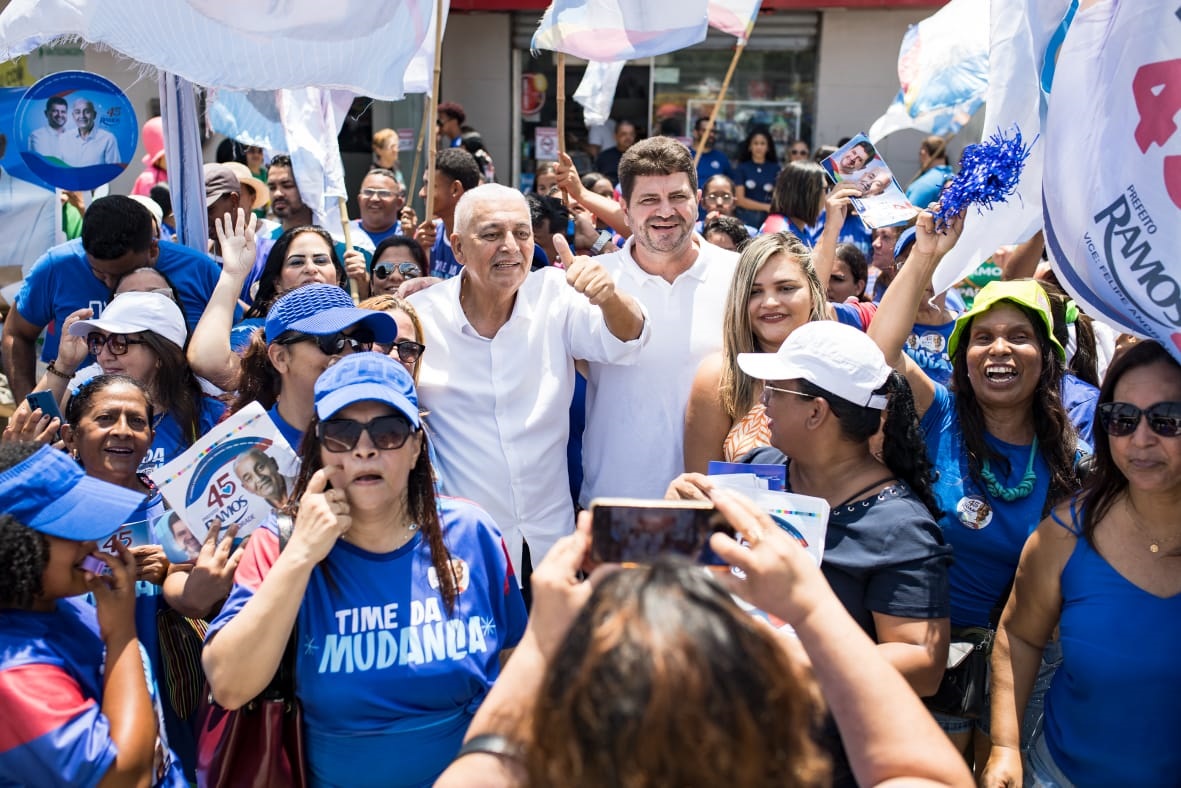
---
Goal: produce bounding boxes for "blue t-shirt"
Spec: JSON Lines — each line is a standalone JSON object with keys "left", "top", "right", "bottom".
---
{"left": 695, "top": 150, "right": 733, "bottom": 189}
{"left": 229, "top": 317, "right": 266, "bottom": 354}
{"left": 429, "top": 228, "right": 461, "bottom": 280}
{"left": 0, "top": 598, "right": 187, "bottom": 788}
{"left": 904, "top": 320, "right": 956, "bottom": 386}
{"left": 267, "top": 402, "right": 305, "bottom": 455}
{"left": 921, "top": 384, "right": 1052, "bottom": 627}
{"left": 734, "top": 160, "right": 779, "bottom": 227}
{"left": 139, "top": 396, "right": 227, "bottom": 475}
{"left": 1043, "top": 503, "right": 1181, "bottom": 785}
{"left": 14, "top": 239, "right": 222, "bottom": 363}
{"left": 1060, "top": 373, "right": 1098, "bottom": 445}
{"left": 348, "top": 219, "right": 403, "bottom": 270}
{"left": 208, "top": 498, "right": 527, "bottom": 788}
{"left": 905, "top": 164, "right": 954, "bottom": 210}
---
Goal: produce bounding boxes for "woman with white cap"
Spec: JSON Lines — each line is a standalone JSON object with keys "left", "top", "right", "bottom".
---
{"left": 204, "top": 352, "right": 526, "bottom": 787}
{"left": 669, "top": 319, "right": 951, "bottom": 785}
{"left": 0, "top": 442, "right": 187, "bottom": 786}
{"left": 64, "top": 291, "right": 226, "bottom": 475}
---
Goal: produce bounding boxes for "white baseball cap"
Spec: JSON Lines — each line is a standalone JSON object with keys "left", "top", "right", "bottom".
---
{"left": 68, "top": 291, "right": 188, "bottom": 350}
{"left": 737, "top": 321, "right": 891, "bottom": 410}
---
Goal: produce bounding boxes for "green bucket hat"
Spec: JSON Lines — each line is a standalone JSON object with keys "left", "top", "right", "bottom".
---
{"left": 946, "top": 279, "right": 1065, "bottom": 361}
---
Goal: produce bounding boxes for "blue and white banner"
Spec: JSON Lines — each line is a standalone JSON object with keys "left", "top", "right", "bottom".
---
{"left": 868, "top": 0, "right": 988, "bottom": 143}
{"left": 533, "top": 0, "right": 708, "bottom": 61}
{"left": 0, "top": 0, "right": 432, "bottom": 100}
{"left": 1043, "top": 1, "right": 1181, "bottom": 355}
{"left": 930, "top": 0, "right": 1077, "bottom": 295}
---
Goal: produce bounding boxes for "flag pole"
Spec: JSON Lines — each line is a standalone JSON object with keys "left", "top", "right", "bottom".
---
{"left": 556, "top": 52, "right": 567, "bottom": 158}
{"left": 694, "top": 39, "right": 745, "bottom": 169}
{"left": 408, "top": 97, "right": 431, "bottom": 206}
{"left": 424, "top": 0, "right": 445, "bottom": 233}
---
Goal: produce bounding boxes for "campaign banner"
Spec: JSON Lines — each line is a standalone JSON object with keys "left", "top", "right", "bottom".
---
{"left": 149, "top": 402, "right": 300, "bottom": 542}
{"left": 532, "top": 0, "right": 708, "bottom": 62}
{"left": 1042, "top": 1, "right": 1181, "bottom": 352}
{"left": 821, "top": 134, "right": 918, "bottom": 230}
{"left": 14, "top": 70, "right": 136, "bottom": 191}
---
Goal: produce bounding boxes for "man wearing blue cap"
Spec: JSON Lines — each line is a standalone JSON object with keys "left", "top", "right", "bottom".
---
{"left": 410, "top": 183, "right": 647, "bottom": 573}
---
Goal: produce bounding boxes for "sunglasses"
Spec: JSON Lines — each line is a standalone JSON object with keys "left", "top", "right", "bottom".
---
{"left": 374, "top": 339, "right": 426, "bottom": 364}
{"left": 373, "top": 261, "right": 421, "bottom": 281}
{"left": 1097, "top": 401, "right": 1181, "bottom": 438}
{"left": 88, "top": 332, "right": 149, "bottom": 357}
{"left": 360, "top": 188, "right": 401, "bottom": 200}
{"left": 790, "top": 149, "right": 809, "bottom": 156}
{"left": 318, "top": 414, "right": 415, "bottom": 452}
{"left": 278, "top": 330, "right": 373, "bottom": 356}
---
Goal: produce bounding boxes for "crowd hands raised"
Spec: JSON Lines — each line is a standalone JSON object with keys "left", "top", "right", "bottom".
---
{"left": 0, "top": 118, "right": 1175, "bottom": 788}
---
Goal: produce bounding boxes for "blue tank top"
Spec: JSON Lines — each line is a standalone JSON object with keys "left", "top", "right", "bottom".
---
{"left": 1044, "top": 503, "right": 1181, "bottom": 785}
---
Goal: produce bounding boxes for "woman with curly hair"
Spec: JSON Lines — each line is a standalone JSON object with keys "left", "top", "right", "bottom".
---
{"left": 868, "top": 210, "right": 1084, "bottom": 765}
{"left": 204, "top": 353, "right": 526, "bottom": 787}
{"left": 0, "top": 442, "right": 187, "bottom": 786}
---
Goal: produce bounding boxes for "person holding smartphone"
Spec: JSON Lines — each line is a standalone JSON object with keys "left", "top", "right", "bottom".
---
{"left": 204, "top": 353, "right": 527, "bottom": 787}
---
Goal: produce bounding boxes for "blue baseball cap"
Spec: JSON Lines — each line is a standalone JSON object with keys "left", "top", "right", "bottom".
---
{"left": 0, "top": 445, "right": 146, "bottom": 541}
{"left": 264, "top": 283, "right": 398, "bottom": 345}
{"left": 314, "top": 353, "right": 421, "bottom": 428}
{"left": 893, "top": 226, "right": 917, "bottom": 260}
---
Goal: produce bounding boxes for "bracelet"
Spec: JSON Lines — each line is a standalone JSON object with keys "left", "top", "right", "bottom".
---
{"left": 46, "top": 361, "right": 72, "bottom": 381}
{"left": 453, "top": 733, "right": 524, "bottom": 763}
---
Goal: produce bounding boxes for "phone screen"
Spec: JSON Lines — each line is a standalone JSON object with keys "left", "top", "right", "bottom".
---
{"left": 589, "top": 499, "right": 733, "bottom": 566}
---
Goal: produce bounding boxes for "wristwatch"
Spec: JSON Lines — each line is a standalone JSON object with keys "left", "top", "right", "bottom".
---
{"left": 589, "top": 229, "right": 614, "bottom": 255}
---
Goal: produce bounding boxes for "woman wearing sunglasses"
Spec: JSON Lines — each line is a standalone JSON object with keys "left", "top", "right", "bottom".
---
{"left": 66, "top": 292, "right": 226, "bottom": 475}
{"left": 369, "top": 236, "right": 426, "bottom": 298}
{"left": 868, "top": 212, "right": 1085, "bottom": 767}
{"left": 360, "top": 294, "right": 426, "bottom": 381}
{"left": 204, "top": 352, "right": 527, "bottom": 788}
{"left": 984, "top": 340, "right": 1181, "bottom": 787}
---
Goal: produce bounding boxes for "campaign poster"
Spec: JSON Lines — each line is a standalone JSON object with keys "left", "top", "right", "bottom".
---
{"left": 14, "top": 70, "right": 137, "bottom": 190}
{"left": 821, "top": 133, "right": 918, "bottom": 230}
{"left": 149, "top": 402, "right": 299, "bottom": 542}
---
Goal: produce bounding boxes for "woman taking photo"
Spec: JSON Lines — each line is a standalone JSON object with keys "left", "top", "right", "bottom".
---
{"left": 204, "top": 353, "right": 527, "bottom": 787}
{"left": 984, "top": 340, "right": 1181, "bottom": 787}
{"left": 0, "top": 442, "right": 186, "bottom": 786}
{"left": 868, "top": 211, "right": 1084, "bottom": 764}
{"left": 733, "top": 127, "right": 780, "bottom": 228}
{"left": 65, "top": 292, "right": 225, "bottom": 474}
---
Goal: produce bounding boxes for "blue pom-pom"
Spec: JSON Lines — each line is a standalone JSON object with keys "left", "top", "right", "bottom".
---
{"left": 932, "top": 125, "right": 1035, "bottom": 231}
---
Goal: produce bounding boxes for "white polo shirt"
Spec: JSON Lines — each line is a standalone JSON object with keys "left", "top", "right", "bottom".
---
{"left": 61, "top": 128, "right": 120, "bottom": 168}
{"left": 580, "top": 235, "right": 738, "bottom": 505}
{"left": 410, "top": 266, "right": 649, "bottom": 571}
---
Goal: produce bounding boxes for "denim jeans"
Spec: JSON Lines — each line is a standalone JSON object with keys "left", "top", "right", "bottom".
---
{"left": 1025, "top": 728, "right": 1075, "bottom": 787}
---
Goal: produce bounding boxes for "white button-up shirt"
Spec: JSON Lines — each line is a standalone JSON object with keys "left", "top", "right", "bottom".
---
{"left": 61, "top": 128, "right": 121, "bottom": 167}
{"left": 581, "top": 235, "right": 738, "bottom": 505}
{"left": 410, "top": 266, "right": 649, "bottom": 571}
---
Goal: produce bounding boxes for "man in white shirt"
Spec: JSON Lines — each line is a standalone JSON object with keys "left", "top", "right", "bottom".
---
{"left": 27, "top": 97, "right": 69, "bottom": 162}
{"left": 61, "top": 98, "right": 120, "bottom": 168}
{"left": 409, "top": 183, "right": 648, "bottom": 572}
{"left": 581, "top": 136, "right": 739, "bottom": 505}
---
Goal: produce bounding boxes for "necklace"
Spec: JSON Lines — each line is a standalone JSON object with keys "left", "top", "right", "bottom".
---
{"left": 1127, "top": 500, "right": 1174, "bottom": 555}
{"left": 980, "top": 436, "right": 1039, "bottom": 502}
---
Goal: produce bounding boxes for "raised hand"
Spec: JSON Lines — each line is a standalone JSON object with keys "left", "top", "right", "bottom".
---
{"left": 214, "top": 207, "right": 257, "bottom": 279}
{"left": 57, "top": 307, "right": 93, "bottom": 372}
{"left": 344, "top": 249, "right": 370, "bottom": 300}
{"left": 290, "top": 468, "right": 352, "bottom": 565}
{"left": 86, "top": 541, "right": 140, "bottom": 643}
{"left": 2, "top": 400, "right": 59, "bottom": 446}
{"left": 554, "top": 151, "right": 583, "bottom": 199}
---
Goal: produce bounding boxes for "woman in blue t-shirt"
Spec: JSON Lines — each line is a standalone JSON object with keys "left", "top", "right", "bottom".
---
{"left": 65, "top": 291, "right": 226, "bottom": 476}
{"left": 734, "top": 128, "right": 780, "bottom": 229}
{"left": 0, "top": 442, "right": 187, "bottom": 787}
{"left": 985, "top": 340, "right": 1181, "bottom": 786}
{"left": 204, "top": 353, "right": 527, "bottom": 788}
{"left": 868, "top": 211, "right": 1084, "bottom": 766}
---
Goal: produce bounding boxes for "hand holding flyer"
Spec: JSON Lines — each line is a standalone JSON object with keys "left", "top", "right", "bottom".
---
{"left": 821, "top": 133, "right": 918, "bottom": 230}
{"left": 148, "top": 402, "right": 299, "bottom": 543}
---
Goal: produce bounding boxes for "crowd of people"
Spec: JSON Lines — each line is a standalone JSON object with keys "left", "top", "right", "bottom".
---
{"left": 0, "top": 95, "right": 1177, "bottom": 788}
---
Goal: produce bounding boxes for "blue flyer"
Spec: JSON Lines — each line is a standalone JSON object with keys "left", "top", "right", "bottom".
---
{"left": 14, "top": 70, "right": 137, "bottom": 190}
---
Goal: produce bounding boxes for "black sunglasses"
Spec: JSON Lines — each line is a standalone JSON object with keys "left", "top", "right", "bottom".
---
{"left": 318, "top": 414, "right": 415, "bottom": 452}
{"left": 374, "top": 339, "right": 426, "bottom": 364}
{"left": 278, "top": 330, "right": 373, "bottom": 356}
{"left": 1097, "top": 401, "right": 1181, "bottom": 438}
{"left": 373, "top": 261, "right": 421, "bottom": 281}
{"left": 88, "top": 332, "right": 149, "bottom": 357}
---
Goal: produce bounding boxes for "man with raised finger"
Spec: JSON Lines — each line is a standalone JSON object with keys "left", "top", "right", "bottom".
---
{"left": 409, "top": 183, "right": 649, "bottom": 573}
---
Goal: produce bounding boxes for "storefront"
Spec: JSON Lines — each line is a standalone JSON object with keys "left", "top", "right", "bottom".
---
{"left": 509, "top": 11, "right": 821, "bottom": 189}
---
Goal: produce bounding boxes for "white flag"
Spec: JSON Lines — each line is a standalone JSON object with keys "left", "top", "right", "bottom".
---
{"left": 532, "top": 0, "right": 708, "bottom": 61}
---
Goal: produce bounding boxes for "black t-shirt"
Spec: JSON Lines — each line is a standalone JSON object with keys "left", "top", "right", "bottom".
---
{"left": 594, "top": 147, "right": 625, "bottom": 185}
{"left": 739, "top": 447, "right": 952, "bottom": 636}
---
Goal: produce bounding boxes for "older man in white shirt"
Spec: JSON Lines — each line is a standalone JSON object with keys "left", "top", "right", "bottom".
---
{"left": 409, "top": 183, "right": 647, "bottom": 572}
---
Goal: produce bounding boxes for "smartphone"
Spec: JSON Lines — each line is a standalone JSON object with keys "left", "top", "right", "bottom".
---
{"left": 26, "top": 390, "right": 63, "bottom": 423}
{"left": 79, "top": 554, "right": 112, "bottom": 576}
{"left": 589, "top": 498, "right": 734, "bottom": 566}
